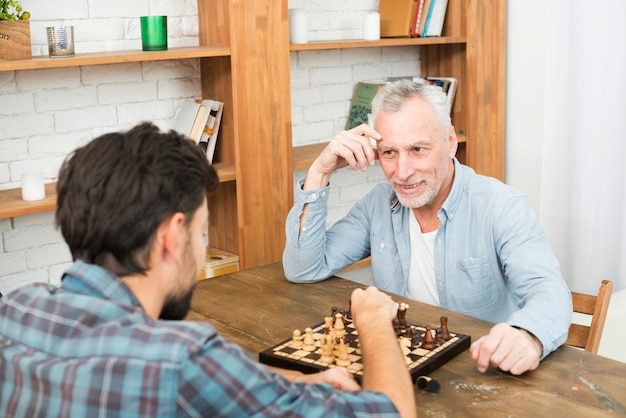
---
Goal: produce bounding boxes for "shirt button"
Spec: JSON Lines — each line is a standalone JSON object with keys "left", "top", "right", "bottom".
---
{"left": 310, "top": 193, "right": 317, "bottom": 200}
{"left": 321, "top": 191, "right": 326, "bottom": 197}
{"left": 379, "top": 243, "right": 385, "bottom": 249}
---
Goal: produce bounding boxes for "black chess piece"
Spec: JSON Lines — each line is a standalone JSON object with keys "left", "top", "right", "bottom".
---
{"left": 417, "top": 375, "right": 440, "bottom": 393}
{"left": 421, "top": 326, "right": 436, "bottom": 350}
{"left": 440, "top": 316, "right": 451, "bottom": 341}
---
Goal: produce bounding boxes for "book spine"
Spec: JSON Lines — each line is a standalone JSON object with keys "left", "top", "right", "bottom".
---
{"left": 421, "top": 0, "right": 436, "bottom": 37}
{"left": 412, "top": 0, "right": 425, "bottom": 37}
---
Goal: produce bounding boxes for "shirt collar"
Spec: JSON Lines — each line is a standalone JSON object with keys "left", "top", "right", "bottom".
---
{"left": 61, "top": 260, "right": 143, "bottom": 309}
{"left": 439, "top": 158, "right": 467, "bottom": 222}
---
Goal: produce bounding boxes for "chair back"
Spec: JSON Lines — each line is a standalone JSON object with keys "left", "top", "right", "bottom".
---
{"left": 566, "top": 280, "right": 613, "bottom": 353}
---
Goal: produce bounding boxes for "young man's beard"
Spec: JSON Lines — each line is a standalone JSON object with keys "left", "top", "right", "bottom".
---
{"left": 159, "top": 236, "right": 199, "bottom": 320}
{"left": 159, "top": 284, "right": 196, "bottom": 320}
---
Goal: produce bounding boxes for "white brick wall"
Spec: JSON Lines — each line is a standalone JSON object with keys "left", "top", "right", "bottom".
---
{"left": 0, "top": 0, "right": 421, "bottom": 295}
{"left": 0, "top": 1, "right": 202, "bottom": 295}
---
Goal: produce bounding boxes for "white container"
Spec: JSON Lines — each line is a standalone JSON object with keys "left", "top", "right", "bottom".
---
{"left": 289, "top": 9, "right": 307, "bottom": 44}
{"left": 21, "top": 172, "right": 46, "bottom": 201}
{"left": 363, "top": 12, "right": 380, "bottom": 41}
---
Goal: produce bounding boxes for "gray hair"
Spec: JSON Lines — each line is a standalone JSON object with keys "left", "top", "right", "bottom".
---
{"left": 371, "top": 79, "right": 451, "bottom": 137}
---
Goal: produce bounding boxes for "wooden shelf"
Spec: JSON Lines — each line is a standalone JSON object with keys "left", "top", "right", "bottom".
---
{"left": 0, "top": 183, "right": 57, "bottom": 219}
{"left": 213, "top": 162, "right": 236, "bottom": 182}
{"left": 0, "top": 46, "right": 230, "bottom": 72}
{"left": 292, "top": 143, "right": 327, "bottom": 170}
{"left": 0, "top": 162, "right": 236, "bottom": 220}
{"left": 289, "top": 36, "right": 466, "bottom": 51}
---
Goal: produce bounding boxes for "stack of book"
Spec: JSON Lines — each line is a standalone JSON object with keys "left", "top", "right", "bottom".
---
{"left": 379, "top": 0, "right": 449, "bottom": 38}
{"left": 201, "top": 247, "right": 240, "bottom": 280}
{"left": 173, "top": 99, "right": 224, "bottom": 163}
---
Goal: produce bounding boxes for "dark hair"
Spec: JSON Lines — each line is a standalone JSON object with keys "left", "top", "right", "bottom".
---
{"left": 56, "top": 122, "right": 218, "bottom": 276}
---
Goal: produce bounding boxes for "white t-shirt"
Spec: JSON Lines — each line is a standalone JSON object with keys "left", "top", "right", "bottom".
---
{"left": 406, "top": 211, "right": 440, "bottom": 305}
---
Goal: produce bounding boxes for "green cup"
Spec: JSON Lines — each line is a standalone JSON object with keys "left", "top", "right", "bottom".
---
{"left": 140, "top": 16, "right": 168, "bottom": 51}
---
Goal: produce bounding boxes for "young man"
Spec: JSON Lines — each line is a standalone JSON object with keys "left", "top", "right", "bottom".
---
{"left": 283, "top": 79, "right": 572, "bottom": 376}
{"left": 0, "top": 122, "right": 416, "bottom": 417}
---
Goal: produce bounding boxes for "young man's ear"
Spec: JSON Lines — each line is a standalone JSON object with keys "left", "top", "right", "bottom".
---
{"left": 160, "top": 212, "right": 186, "bottom": 263}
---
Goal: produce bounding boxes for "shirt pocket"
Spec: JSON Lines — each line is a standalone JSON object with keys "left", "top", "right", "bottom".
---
{"left": 371, "top": 235, "right": 401, "bottom": 290}
{"left": 371, "top": 235, "right": 400, "bottom": 259}
{"left": 453, "top": 256, "right": 498, "bottom": 313}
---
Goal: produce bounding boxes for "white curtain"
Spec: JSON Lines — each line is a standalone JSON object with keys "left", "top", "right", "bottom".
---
{"left": 540, "top": 0, "right": 626, "bottom": 294}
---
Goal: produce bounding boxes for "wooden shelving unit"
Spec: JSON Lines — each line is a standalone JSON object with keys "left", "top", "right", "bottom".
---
{"left": 0, "top": 0, "right": 505, "bottom": 273}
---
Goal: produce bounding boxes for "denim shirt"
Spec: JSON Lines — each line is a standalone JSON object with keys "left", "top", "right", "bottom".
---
{"left": 284, "top": 159, "right": 572, "bottom": 359}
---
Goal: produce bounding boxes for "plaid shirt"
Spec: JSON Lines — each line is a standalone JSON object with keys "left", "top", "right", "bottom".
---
{"left": 0, "top": 260, "right": 399, "bottom": 417}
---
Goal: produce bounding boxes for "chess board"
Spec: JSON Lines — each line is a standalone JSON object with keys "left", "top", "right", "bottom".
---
{"left": 259, "top": 314, "right": 471, "bottom": 384}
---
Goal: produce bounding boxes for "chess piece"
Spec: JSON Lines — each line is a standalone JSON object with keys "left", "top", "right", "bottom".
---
{"left": 334, "top": 312, "right": 346, "bottom": 338}
{"left": 392, "top": 318, "right": 402, "bottom": 336}
{"left": 397, "top": 302, "right": 408, "bottom": 329}
{"left": 335, "top": 336, "right": 351, "bottom": 367}
{"left": 290, "top": 329, "right": 304, "bottom": 348}
{"left": 320, "top": 329, "right": 335, "bottom": 364}
{"left": 324, "top": 316, "right": 333, "bottom": 331}
{"left": 421, "top": 326, "right": 436, "bottom": 350}
{"left": 409, "top": 327, "right": 421, "bottom": 347}
{"left": 440, "top": 316, "right": 451, "bottom": 340}
{"left": 417, "top": 375, "right": 440, "bottom": 393}
{"left": 302, "top": 327, "right": 316, "bottom": 351}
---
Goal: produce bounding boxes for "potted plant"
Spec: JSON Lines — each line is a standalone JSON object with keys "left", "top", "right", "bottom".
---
{"left": 0, "top": 0, "right": 31, "bottom": 60}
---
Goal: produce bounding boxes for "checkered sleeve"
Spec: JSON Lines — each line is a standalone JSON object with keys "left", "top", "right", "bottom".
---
{"left": 177, "top": 334, "right": 400, "bottom": 417}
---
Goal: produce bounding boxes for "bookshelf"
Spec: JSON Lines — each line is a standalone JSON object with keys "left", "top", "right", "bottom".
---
{"left": 0, "top": 0, "right": 505, "bottom": 273}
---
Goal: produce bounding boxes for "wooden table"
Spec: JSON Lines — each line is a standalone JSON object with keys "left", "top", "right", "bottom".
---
{"left": 188, "top": 262, "right": 626, "bottom": 417}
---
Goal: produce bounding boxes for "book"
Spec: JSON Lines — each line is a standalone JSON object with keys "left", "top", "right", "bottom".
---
{"left": 196, "top": 99, "right": 224, "bottom": 163}
{"left": 426, "top": 76, "right": 458, "bottom": 109}
{"left": 411, "top": 0, "right": 426, "bottom": 37}
{"left": 414, "top": 76, "right": 458, "bottom": 111}
{"left": 173, "top": 101, "right": 211, "bottom": 144}
{"left": 204, "top": 100, "right": 224, "bottom": 163}
{"left": 197, "top": 99, "right": 214, "bottom": 153}
{"left": 417, "top": 0, "right": 433, "bottom": 37}
{"left": 423, "top": 0, "right": 448, "bottom": 37}
{"left": 345, "top": 81, "right": 385, "bottom": 130}
{"left": 379, "top": 0, "right": 418, "bottom": 38}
